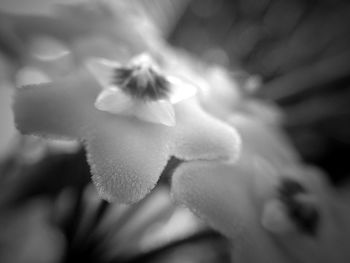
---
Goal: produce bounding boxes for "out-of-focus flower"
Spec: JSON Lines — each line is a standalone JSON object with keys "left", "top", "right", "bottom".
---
{"left": 173, "top": 159, "right": 285, "bottom": 262}
{"left": 172, "top": 148, "right": 350, "bottom": 262}
{"left": 0, "top": 0, "right": 161, "bottom": 80}
{"left": 197, "top": 66, "right": 243, "bottom": 120}
{"left": 13, "top": 53, "right": 241, "bottom": 203}
{"left": 0, "top": 48, "right": 79, "bottom": 162}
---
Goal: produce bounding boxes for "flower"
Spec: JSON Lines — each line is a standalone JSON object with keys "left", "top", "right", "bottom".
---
{"left": 87, "top": 53, "right": 197, "bottom": 127}
{"left": 172, "top": 157, "right": 348, "bottom": 262}
{"left": 13, "top": 53, "right": 241, "bottom": 204}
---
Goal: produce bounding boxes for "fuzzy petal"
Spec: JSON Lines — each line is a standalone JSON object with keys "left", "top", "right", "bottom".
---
{"left": 172, "top": 161, "right": 290, "bottom": 263}
{"left": 94, "top": 88, "right": 133, "bottom": 114}
{"left": 172, "top": 99, "right": 241, "bottom": 162}
{"left": 167, "top": 76, "right": 197, "bottom": 104}
{"left": 14, "top": 71, "right": 100, "bottom": 138}
{"left": 133, "top": 100, "right": 175, "bottom": 127}
{"left": 86, "top": 58, "right": 121, "bottom": 89}
{"left": 86, "top": 118, "right": 172, "bottom": 203}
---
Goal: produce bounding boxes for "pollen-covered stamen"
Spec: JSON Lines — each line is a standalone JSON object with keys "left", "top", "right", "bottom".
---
{"left": 113, "top": 57, "right": 170, "bottom": 100}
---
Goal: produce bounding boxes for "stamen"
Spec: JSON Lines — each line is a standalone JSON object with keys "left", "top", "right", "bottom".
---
{"left": 112, "top": 54, "right": 170, "bottom": 100}
{"left": 286, "top": 198, "right": 320, "bottom": 236}
{"left": 113, "top": 67, "right": 133, "bottom": 86}
{"left": 278, "top": 178, "right": 306, "bottom": 199}
{"left": 278, "top": 178, "right": 320, "bottom": 236}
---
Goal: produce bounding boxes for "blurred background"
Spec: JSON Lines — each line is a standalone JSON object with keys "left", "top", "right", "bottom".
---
{"left": 168, "top": 0, "right": 350, "bottom": 185}
{"left": 0, "top": 0, "right": 349, "bottom": 262}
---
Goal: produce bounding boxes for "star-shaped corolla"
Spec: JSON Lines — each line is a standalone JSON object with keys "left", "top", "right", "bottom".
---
{"left": 87, "top": 53, "right": 196, "bottom": 127}
{"left": 13, "top": 54, "right": 241, "bottom": 204}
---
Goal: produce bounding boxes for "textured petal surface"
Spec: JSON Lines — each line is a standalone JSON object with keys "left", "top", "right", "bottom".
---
{"left": 13, "top": 71, "right": 100, "bottom": 138}
{"left": 172, "top": 99, "right": 241, "bottom": 162}
{"left": 266, "top": 166, "right": 350, "bottom": 263}
{"left": 86, "top": 117, "right": 172, "bottom": 203}
{"left": 133, "top": 100, "right": 175, "bottom": 127}
{"left": 94, "top": 88, "right": 133, "bottom": 114}
{"left": 172, "top": 160, "right": 290, "bottom": 263}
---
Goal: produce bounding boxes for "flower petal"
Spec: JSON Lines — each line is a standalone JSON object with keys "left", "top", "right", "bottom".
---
{"left": 86, "top": 58, "right": 121, "bottom": 89}
{"left": 13, "top": 70, "right": 100, "bottom": 138}
{"left": 197, "top": 66, "right": 242, "bottom": 119}
{"left": 267, "top": 166, "right": 349, "bottom": 263}
{"left": 133, "top": 100, "right": 175, "bottom": 127}
{"left": 30, "top": 37, "right": 70, "bottom": 61}
{"left": 172, "top": 99, "right": 241, "bottom": 162}
{"left": 27, "top": 38, "right": 74, "bottom": 78}
{"left": 86, "top": 118, "right": 172, "bottom": 203}
{"left": 167, "top": 76, "right": 197, "bottom": 104}
{"left": 172, "top": 161, "right": 289, "bottom": 262}
{"left": 15, "top": 66, "right": 51, "bottom": 87}
{"left": 173, "top": 159, "right": 348, "bottom": 263}
{"left": 30, "top": 51, "right": 74, "bottom": 79}
{"left": 229, "top": 114, "right": 299, "bottom": 166}
{"left": 71, "top": 36, "right": 131, "bottom": 65}
{"left": 94, "top": 88, "right": 133, "bottom": 114}
{"left": 261, "top": 199, "right": 295, "bottom": 234}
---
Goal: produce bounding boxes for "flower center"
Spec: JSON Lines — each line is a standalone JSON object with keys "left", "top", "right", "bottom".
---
{"left": 278, "top": 178, "right": 320, "bottom": 236}
{"left": 113, "top": 54, "right": 170, "bottom": 100}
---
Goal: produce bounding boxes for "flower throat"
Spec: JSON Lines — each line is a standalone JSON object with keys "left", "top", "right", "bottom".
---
{"left": 112, "top": 57, "right": 170, "bottom": 101}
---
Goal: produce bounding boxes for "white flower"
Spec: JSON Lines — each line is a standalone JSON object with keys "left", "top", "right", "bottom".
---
{"left": 86, "top": 53, "right": 197, "bottom": 127}
{"left": 13, "top": 54, "right": 240, "bottom": 203}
